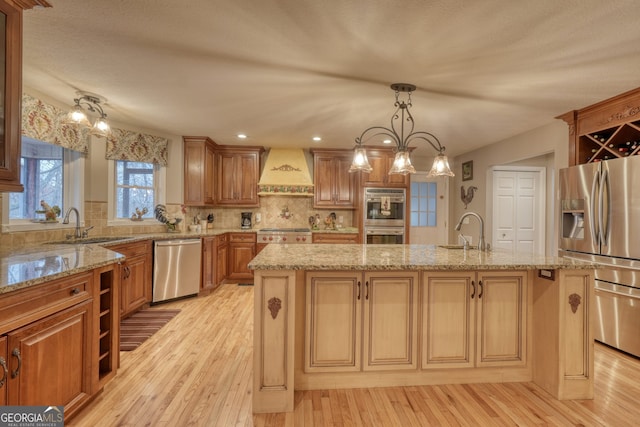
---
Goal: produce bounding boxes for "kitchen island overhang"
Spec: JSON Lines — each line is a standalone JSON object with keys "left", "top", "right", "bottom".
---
{"left": 248, "top": 244, "right": 596, "bottom": 414}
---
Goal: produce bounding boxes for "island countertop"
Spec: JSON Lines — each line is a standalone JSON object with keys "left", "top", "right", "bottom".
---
{"left": 248, "top": 243, "right": 595, "bottom": 271}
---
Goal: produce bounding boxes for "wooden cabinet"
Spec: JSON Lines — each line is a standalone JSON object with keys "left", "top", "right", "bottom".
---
{"left": 201, "top": 236, "right": 215, "bottom": 293}
{"left": 311, "top": 149, "right": 357, "bottom": 209}
{"left": 305, "top": 271, "right": 418, "bottom": 372}
{"left": 0, "top": 0, "right": 28, "bottom": 192}
{"left": 0, "top": 271, "right": 95, "bottom": 420}
{"left": 312, "top": 232, "right": 359, "bottom": 243}
{"left": 216, "top": 234, "right": 228, "bottom": 286}
{"left": 0, "top": 335, "right": 7, "bottom": 405}
{"left": 215, "top": 146, "right": 263, "bottom": 207}
{"left": 421, "top": 271, "right": 527, "bottom": 369}
{"left": 183, "top": 136, "right": 217, "bottom": 206}
{"left": 111, "top": 240, "right": 152, "bottom": 318}
{"left": 94, "top": 265, "right": 119, "bottom": 388}
{"left": 559, "top": 87, "right": 640, "bottom": 166}
{"left": 360, "top": 148, "right": 408, "bottom": 188}
{"left": 227, "top": 233, "right": 256, "bottom": 282}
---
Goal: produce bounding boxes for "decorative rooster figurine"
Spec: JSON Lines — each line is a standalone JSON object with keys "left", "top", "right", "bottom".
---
{"left": 461, "top": 186, "right": 478, "bottom": 209}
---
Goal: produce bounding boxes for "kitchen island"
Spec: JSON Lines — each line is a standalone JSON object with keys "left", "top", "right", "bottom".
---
{"left": 248, "top": 244, "right": 596, "bottom": 413}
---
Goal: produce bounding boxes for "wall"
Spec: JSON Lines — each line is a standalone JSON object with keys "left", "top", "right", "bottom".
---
{"left": 447, "top": 120, "right": 569, "bottom": 255}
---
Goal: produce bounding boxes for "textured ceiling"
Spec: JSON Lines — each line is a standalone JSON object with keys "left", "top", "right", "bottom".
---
{"left": 21, "top": 0, "right": 640, "bottom": 158}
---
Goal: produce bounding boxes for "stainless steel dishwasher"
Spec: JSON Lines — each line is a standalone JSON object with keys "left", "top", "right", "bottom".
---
{"left": 153, "top": 239, "right": 202, "bottom": 304}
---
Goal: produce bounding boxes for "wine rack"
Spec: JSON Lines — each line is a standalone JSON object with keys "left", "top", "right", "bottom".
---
{"left": 95, "top": 265, "right": 119, "bottom": 386}
{"left": 580, "top": 121, "right": 640, "bottom": 163}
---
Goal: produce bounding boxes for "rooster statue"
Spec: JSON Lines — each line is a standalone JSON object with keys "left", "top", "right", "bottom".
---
{"left": 461, "top": 186, "right": 478, "bottom": 209}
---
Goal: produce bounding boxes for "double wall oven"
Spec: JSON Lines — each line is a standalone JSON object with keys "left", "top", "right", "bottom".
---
{"left": 363, "top": 187, "right": 405, "bottom": 244}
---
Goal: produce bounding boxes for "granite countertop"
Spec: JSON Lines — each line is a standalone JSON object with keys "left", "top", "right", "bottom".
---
{"left": 248, "top": 244, "right": 596, "bottom": 271}
{"left": 0, "top": 228, "right": 254, "bottom": 295}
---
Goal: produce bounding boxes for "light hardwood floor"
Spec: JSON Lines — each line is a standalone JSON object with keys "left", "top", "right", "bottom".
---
{"left": 69, "top": 283, "right": 640, "bottom": 426}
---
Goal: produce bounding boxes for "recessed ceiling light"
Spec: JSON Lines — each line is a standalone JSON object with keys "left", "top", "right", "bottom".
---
{"left": 383, "top": 139, "right": 392, "bottom": 144}
{"left": 237, "top": 133, "right": 247, "bottom": 139}
{"left": 312, "top": 136, "right": 322, "bottom": 142}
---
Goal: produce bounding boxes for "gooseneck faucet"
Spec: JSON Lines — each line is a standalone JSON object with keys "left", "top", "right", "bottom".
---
{"left": 454, "top": 211, "right": 486, "bottom": 251}
{"left": 63, "top": 207, "right": 82, "bottom": 239}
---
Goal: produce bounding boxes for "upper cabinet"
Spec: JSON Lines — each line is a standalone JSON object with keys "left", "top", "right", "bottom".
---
{"left": 311, "top": 149, "right": 357, "bottom": 209}
{"left": 214, "top": 146, "right": 264, "bottom": 207}
{"left": 0, "top": 0, "right": 51, "bottom": 192}
{"left": 559, "top": 87, "right": 640, "bottom": 166}
{"left": 360, "top": 148, "right": 408, "bottom": 188}
{"left": 183, "top": 136, "right": 217, "bottom": 206}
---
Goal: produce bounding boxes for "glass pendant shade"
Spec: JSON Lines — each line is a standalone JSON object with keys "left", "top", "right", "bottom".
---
{"left": 90, "top": 116, "right": 112, "bottom": 137}
{"left": 65, "top": 105, "right": 91, "bottom": 127}
{"left": 349, "top": 146, "right": 373, "bottom": 173}
{"left": 389, "top": 150, "right": 416, "bottom": 175}
{"left": 427, "top": 153, "right": 455, "bottom": 177}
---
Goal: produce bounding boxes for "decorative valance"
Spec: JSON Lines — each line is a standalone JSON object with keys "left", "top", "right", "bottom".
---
{"left": 21, "top": 93, "right": 89, "bottom": 153}
{"left": 105, "top": 128, "right": 169, "bottom": 166}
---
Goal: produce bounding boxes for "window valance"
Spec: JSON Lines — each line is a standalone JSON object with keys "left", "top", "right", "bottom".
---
{"left": 22, "top": 93, "right": 89, "bottom": 153}
{"left": 105, "top": 128, "right": 169, "bottom": 166}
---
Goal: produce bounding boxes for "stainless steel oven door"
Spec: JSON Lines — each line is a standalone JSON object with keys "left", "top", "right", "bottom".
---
{"left": 364, "top": 226, "right": 404, "bottom": 244}
{"left": 364, "top": 188, "right": 405, "bottom": 227}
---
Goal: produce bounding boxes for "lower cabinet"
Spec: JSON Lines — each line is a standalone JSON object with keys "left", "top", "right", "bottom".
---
{"left": 111, "top": 240, "right": 152, "bottom": 318}
{"left": 216, "top": 234, "right": 228, "bottom": 286}
{"left": 201, "top": 236, "right": 217, "bottom": 294}
{"left": 227, "top": 233, "right": 256, "bottom": 282}
{"left": 305, "top": 271, "right": 418, "bottom": 372}
{"left": 0, "top": 271, "right": 100, "bottom": 420}
{"left": 421, "top": 271, "right": 527, "bottom": 369}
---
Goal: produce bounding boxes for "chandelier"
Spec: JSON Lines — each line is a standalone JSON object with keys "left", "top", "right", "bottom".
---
{"left": 349, "top": 83, "right": 454, "bottom": 177}
{"left": 64, "top": 92, "right": 112, "bottom": 138}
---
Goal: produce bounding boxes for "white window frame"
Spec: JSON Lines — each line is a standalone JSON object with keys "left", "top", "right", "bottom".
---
{"left": 1, "top": 148, "right": 85, "bottom": 233}
{"left": 107, "top": 160, "right": 166, "bottom": 226}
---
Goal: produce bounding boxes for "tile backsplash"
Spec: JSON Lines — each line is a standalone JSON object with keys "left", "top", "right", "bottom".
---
{"left": 0, "top": 194, "right": 355, "bottom": 247}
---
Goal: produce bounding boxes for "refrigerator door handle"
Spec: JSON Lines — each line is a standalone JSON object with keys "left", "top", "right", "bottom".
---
{"left": 600, "top": 168, "right": 611, "bottom": 246}
{"left": 590, "top": 170, "right": 600, "bottom": 245}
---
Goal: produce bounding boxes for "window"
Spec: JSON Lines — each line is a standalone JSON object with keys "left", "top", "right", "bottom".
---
{"left": 10, "top": 138, "right": 63, "bottom": 220}
{"left": 2, "top": 137, "right": 84, "bottom": 231}
{"left": 410, "top": 181, "right": 437, "bottom": 227}
{"left": 114, "top": 160, "right": 156, "bottom": 219}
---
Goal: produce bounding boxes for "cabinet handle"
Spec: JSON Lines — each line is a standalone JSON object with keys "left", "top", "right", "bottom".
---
{"left": 478, "top": 280, "right": 483, "bottom": 299}
{"left": 11, "top": 348, "right": 21, "bottom": 379}
{"left": 123, "top": 266, "right": 131, "bottom": 279}
{"left": 70, "top": 287, "right": 81, "bottom": 295}
{"left": 365, "top": 281, "right": 369, "bottom": 300}
{"left": 471, "top": 280, "right": 476, "bottom": 299}
{"left": 0, "top": 356, "right": 7, "bottom": 388}
{"left": 357, "top": 281, "right": 361, "bottom": 300}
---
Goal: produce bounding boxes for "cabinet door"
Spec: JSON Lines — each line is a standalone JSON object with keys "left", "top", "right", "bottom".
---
{"left": 361, "top": 150, "right": 408, "bottom": 188}
{"left": 312, "top": 151, "right": 356, "bottom": 209}
{"left": 121, "top": 254, "right": 149, "bottom": 318}
{"left": 215, "top": 150, "right": 261, "bottom": 207}
{"left": 201, "top": 236, "right": 216, "bottom": 292}
{"left": 227, "top": 243, "right": 255, "bottom": 280}
{"left": 7, "top": 300, "right": 92, "bottom": 416}
{"left": 0, "top": 335, "right": 6, "bottom": 405}
{"left": 363, "top": 272, "right": 418, "bottom": 370}
{"left": 0, "top": 1, "right": 23, "bottom": 192}
{"left": 312, "top": 155, "right": 336, "bottom": 207}
{"left": 216, "top": 244, "right": 228, "bottom": 285}
{"left": 475, "top": 272, "right": 527, "bottom": 366}
{"left": 235, "top": 152, "right": 259, "bottom": 205}
{"left": 421, "top": 272, "right": 475, "bottom": 369}
{"left": 183, "top": 137, "right": 216, "bottom": 206}
{"left": 333, "top": 156, "right": 356, "bottom": 207}
{"left": 305, "top": 272, "right": 362, "bottom": 372}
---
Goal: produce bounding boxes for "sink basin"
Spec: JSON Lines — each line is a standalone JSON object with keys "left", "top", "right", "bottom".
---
{"left": 438, "top": 244, "right": 477, "bottom": 250}
{"left": 47, "top": 236, "right": 128, "bottom": 245}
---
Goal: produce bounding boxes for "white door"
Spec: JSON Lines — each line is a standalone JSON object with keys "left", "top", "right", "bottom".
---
{"left": 492, "top": 168, "right": 545, "bottom": 255}
{"left": 409, "top": 173, "right": 448, "bottom": 244}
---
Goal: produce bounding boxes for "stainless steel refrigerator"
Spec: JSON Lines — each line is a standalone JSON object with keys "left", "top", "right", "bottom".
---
{"left": 559, "top": 155, "right": 640, "bottom": 357}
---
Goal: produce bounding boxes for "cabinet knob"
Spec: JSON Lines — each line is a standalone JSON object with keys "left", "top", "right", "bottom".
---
{"left": 11, "top": 348, "right": 21, "bottom": 379}
{"left": 70, "top": 287, "right": 81, "bottom": 295}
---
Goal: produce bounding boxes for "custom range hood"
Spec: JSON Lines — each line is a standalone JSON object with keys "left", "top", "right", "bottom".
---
{"left": 257, "top": 149, "right": 314, "bottom": 196}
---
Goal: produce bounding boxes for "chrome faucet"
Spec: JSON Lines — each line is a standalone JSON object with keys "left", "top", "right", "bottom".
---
{"left": 455, "top": 211, "right": 486, "bottom": 251}
{"left": 63, "top": 207, "right": 82, "bottom": 239}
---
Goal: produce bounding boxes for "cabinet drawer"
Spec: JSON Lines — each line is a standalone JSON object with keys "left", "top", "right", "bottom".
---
{"left": 229, "top": 233, "right": 256, "bottom": 243}
{"left": 216, "top": 233, "right": 228, "bottom": 246}
{"left": 109, "top": 240, "right": 151, "bottom": 258}
{"left": 0, "top": 272, "right": 93, "bottom": 335}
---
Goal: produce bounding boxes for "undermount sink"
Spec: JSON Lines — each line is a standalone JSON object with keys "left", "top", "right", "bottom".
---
{"left": 47, "top": 236, "right": 128, "bottom": 245}
{"left": 438, "top": 244, "right": 477, "bottom": 250}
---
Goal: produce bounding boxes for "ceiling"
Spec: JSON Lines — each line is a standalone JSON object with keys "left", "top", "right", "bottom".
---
{"left": 21, "top": 0, "right": 640, "bottom": 158}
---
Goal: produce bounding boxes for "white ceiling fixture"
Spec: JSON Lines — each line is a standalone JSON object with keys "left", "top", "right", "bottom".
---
{"left": 349, "top": 83, "right": 454, "bottom": 177}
